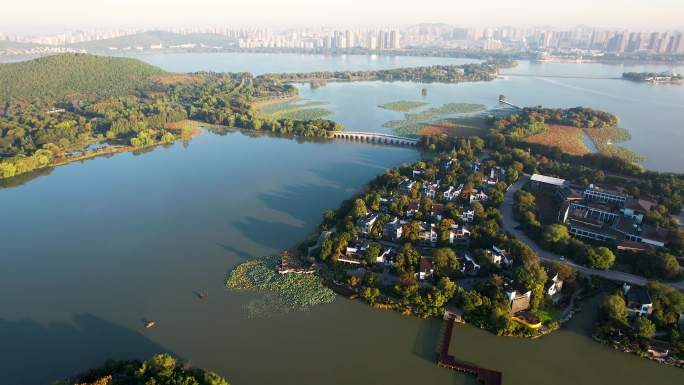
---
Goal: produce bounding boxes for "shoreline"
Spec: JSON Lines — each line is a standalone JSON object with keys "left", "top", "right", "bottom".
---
{"left": 0, "top": 125, "right": 202, "bottom": 184}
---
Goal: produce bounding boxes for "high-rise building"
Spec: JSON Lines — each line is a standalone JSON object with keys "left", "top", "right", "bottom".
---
{"left": 389, "top": 30, "right": 400, "bottom": 50}
{"left": 673, "top": 34, "right": 684, "bottom": 54}
{"left": 377, "top": 30, "right": 387, "bottom": 50}
{"left": 607, "top": 32, "right": 627, "bottom": 53}
{"left": 367, "top": 34, "right": 377, "bottom": 50}
{"left": 345, "top": 30, "right": 353, "bottom": 49}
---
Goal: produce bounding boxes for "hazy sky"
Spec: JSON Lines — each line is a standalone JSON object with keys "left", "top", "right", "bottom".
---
{"left": 3, "top": 0, "right": 683, "bottom": 34}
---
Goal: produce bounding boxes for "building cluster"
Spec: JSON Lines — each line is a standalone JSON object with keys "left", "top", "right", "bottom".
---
{"left": 530, "top": 174, "right": 666, "bottom": 252}
{"left": 237, "top": 28, "right": 401, "bottom": 51}
{"left": 3, "top": 25, "right": 683, "bottom": 56}
{"left": 321, "top": 159, "right": 565, "bottom": 315}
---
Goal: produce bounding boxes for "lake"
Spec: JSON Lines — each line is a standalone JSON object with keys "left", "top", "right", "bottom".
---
{"left": 295, "top": 60, "right": 684, "bottom": 172}
{"left": 1, "top": 52, "right": 683, "bottom": 385}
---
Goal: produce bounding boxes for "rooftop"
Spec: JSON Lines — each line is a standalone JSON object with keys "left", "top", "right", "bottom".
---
{"left": 531, "top": 173, "right": 567, "bottom": 187}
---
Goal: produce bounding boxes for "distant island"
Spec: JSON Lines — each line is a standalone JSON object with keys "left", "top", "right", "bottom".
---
{"left": 622, "top": 72, "right": 683, "bottom": 84}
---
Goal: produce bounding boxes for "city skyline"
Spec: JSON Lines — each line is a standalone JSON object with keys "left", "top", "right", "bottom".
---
{"left": 3, "top": 0, "right": 684, "bottom": 34}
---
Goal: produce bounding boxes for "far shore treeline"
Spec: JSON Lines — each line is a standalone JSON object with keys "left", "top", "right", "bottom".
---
{"left": 0, "top": 54, "right": 513, "bottom": 180}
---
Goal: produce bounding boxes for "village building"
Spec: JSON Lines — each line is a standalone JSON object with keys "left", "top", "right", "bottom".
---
{"left": 442, "top": 184, "right": 463, "bottom": 202}
{"left": 545, "top": 271, "right": 564, "bottom": 302}
{"left": 505, "top": 285, "right": 532, "bottom": 314}
{"left": 398, "top": 179, "right": 417, "bottom": 194}
{"left": 488, "top": 245, "right": 513, "bottom": 267}
{"left": 623, "top": 284, "right": 654, "bottom": 317}
{"left": 422, "top": 182, "right": 439, "bottom": 199}
{"left": 383, "top": 217, "right": 404, "bottom": 241}
{"left": 405, "top": 200, "right": 421, "bottom": 217}
{"left": 418, "top": 256, "right": 434, "bottom": 280}
{"left": 357, "top": 213, "right": 379, "bottom": 235}
{"left": 460, "top": 252, "right": 481, "bottom": 276}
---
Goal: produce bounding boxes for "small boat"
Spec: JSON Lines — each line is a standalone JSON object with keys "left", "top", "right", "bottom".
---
{"left": 144, "top": 321, "right": 156, "bottom": 329}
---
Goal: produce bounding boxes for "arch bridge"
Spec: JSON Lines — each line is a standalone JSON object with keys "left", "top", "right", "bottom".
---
{"left": 331, "top": 131, "right": 419, "bottom": 146}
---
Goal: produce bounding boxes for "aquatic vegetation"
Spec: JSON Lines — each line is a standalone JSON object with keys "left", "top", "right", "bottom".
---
{"left": 277, "top": 107, "right": 333, "bottom": 120}
{"left": 227, "top": 258, "right": 336, "bottom": 316}
{"left": 584, "top": 126, "right": 642, "bottom": 163}
{"left": 384, "top": 103, "right": 486, "bottom": 136}
{"left": 378, "top": 100, "right": 428, "bottom": 112}
{"left": 258, "top": 99, "right": 329, "bottom": 116}
{"left": 524, "top": 124, "right": 590, "bottom": 156}
{"left": 416, "top": 116, "right": 490, "bottom": 137}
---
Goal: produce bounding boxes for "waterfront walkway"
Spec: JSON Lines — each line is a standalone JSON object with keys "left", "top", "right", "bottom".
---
{"left": 331, "top": 131, "right": 419, "bottom": 146}
{"left": 437, "top": 313, "right": 502, "bottom": 385}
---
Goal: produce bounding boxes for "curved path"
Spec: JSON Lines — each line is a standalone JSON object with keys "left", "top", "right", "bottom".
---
{"left": 502, "top": 174, "right": 684, "bottom": 291}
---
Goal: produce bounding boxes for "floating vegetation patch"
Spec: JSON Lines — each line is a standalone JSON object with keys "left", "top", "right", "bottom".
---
{"left": 258, "top": 99, "right": 331, "bottom": 120}
{"left": 383, "top": 102, "right": 486, "bottom": 136}
{"left": 276, "top": 107, "right": 333, "bottom": 120}
{"left": 415, "top": 116, "right": 491, "bottom": 138}
{"left": 583, "top": 126, "right": 642, "bottom": 163}
{"left": 227, "top": 257, "right": 335, "bottom": 317}
{"left": 378, "top": 100, "right": 429, "bottom": 112}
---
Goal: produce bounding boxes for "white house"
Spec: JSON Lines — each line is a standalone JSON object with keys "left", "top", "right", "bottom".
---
{"left": 383, "top": 217, "right": 404, "bottom": 241}
{"left": 422, "top": 182, "right": 439, "bottom": 199}
{"left": 469, "top": 190, "right": 489, "bottom": 203}
{"left": 460, "top": 252, "right": 481, "bottom": 275}
{"left": 546, "top": 272, "right": 564, "bottom": 299}
{"left": 442, "top": 184, "right": 464, "bottom": 201}
{"left": 461, "top": 209, "right": 475, "bottom": 223}
{"left": 357, "top": 213, "right": 379, "bottom": 235}
{"left": 489, "top": 245, "right": 513, "bottom": 266}
{"left": 399, "top": 179, "right": 417, "bottom": 194}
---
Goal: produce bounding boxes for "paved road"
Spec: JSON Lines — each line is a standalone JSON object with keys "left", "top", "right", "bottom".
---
{"left": 502, "top": 174, "right": 684, "bottom": 291}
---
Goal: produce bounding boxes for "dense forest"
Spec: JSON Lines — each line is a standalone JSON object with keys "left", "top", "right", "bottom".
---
{"left": 262, "top": 60, "right": 516, "bottom": 83}
{"left": 0, "top": 54, "right": 166, "bottom": 100}
{"left": 0, "top": 54, "right": 343, "bottom": 179}
{"left": 55, "top": 354, "right": 229, "bottom": 385}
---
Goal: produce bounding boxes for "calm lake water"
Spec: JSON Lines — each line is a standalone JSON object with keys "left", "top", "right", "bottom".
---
{"left": 1, "top": 53, "right": 683, "bottom": 385}
{"left": 295, "top": 60, "right": 684, "bottom": 172}
{"left": 130, "top": 52, "right": 479, "bottom": 75}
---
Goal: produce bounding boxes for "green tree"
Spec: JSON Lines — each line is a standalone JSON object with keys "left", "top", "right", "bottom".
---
{"left": 365, "top": 243, "right": 381, "bottom": 264}
{"left": 635, "top": 317, "right": 656, "bottom": 339}
{"left": 588, "top": 247, "right": 616, "bottom": 270}
{"left": 352, "top": 198, "right": 368, "bottom": 219}
{"left": 602, "top": 293, "right": 628, "bottom": 326}
{"left": 432, "top": 248, "right": 459, "bottom": 278}
{"left": 542, "top": 224, "right": 570, "bottom": 246}
{"left": 397, "top": 243, "right": 421, "bottom": 272}
{"left": 362, "top": 287, "right": 381, "bottom": 305}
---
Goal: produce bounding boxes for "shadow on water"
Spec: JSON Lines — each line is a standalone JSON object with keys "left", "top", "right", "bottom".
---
{"left": 0, "top": 314, "right": 178, "bottom": 385}
{"left": 217, "top": 243, "right": 255, "bottom": 262}
{"left": 411, "top": 318, "right": 443, "bottom": 363}
{"left": 256, "top": 183, "right": 348, "bottom": 224}
{"left": 0, "top": 166, "right": 55, "bottom": 189}
{"left": 232, "top": 216, "right": 306, "bottom": 251}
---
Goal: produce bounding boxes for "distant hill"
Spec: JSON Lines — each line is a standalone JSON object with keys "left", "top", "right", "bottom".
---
{"left": 69, "top": 30, "right": 235, "bottom": 51}
{"left": 0, "top": 53, "right": 167, "bottom": 101}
